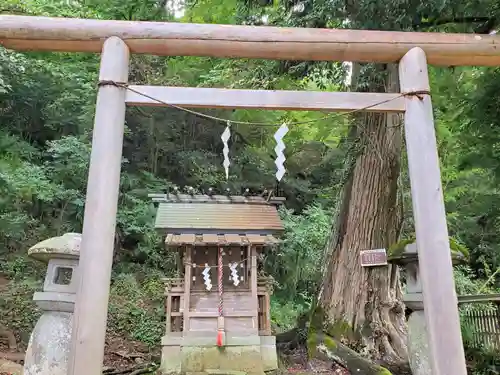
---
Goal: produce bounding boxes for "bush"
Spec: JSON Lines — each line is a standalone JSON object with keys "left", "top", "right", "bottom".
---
{"left": 107, "top": 272, "right": 165, "bottom": 346}
{"left": 266, "top": 204, "right": 331, "bottom": 302}
{"left": 0, "top": 278, "right": 42, "bottom": 342}
{"left": 466, "top": 346, "right": 500, "bottom": 375}
{"left": 270, "top": 298, "right": 304, "bottom": 332}
{"left": 455, "top": 266, "right": 500, "bottom": 374}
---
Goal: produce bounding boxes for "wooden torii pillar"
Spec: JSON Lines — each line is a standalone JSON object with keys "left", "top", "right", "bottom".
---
{"left": 1, "top": 15, "right": 496, "bottom": 375}
{"left": 66, "top": 37, "right": 130, "bottom": 374}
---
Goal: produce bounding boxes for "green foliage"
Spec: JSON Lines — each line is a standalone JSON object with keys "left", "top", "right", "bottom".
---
{"left": 465, "top": 347, "right": 500, "bottom": 375}
{"left": 0, "top": 257, "right": 167, "bottom": 347}
{"left": 454, "top": 266, "right": 500, "bottom": 374}
{"left": 267, "top": 205, "right": 332, "bottom": 303}
{"left": 108, "top": 273, "right": 166, "bottom": 346}
{"left": 0, "top": 277, "right": 42, "bottom": 338}
{"left": 270, "top": 299, "right": 304, "bottom": 331}
{"left": 0, "top": 254, "right": 45, "bottom": 281}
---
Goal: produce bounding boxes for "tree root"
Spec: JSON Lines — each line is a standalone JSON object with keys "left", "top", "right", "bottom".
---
{"left": 307, "top": 331, "right": 392, "bottom": 375}
{"left": 277, "top": 326, "right": 404, "bottom": 375}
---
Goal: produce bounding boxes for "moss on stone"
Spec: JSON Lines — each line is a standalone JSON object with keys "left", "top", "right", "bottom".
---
{"left": 325, "top": 320, "right": 354, "bottom": 340}
{"left": 449, "top": 237, "right": 469, "bottom": 259}
{"left": 306, "top": 335, "right": 316, "bottom": 359}
{"left": 308, "top": 305, "right": 326, "bottom": 331}
{"left": 323, "top": 335, "right": 337, "bottom": 350}
{"left": 387, "top": 238, "right": 415, "bottom": 257}
{"left": 307, "top": 304, "right": 355, "bottom": 339}
{"left": 387, "top": 236, "right": 469, "bottom": 259}
{"left": 376, "top": 366, "right": 393, "bottom": 375}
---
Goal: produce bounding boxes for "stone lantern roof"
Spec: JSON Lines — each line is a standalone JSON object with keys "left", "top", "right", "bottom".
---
{"left": 28, "top": 232, "right": 81, "bottom": 263}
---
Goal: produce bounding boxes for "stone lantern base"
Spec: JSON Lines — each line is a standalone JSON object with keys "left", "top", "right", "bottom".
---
{"left": 24, "top": 311, "right": 73, "bottom": 375}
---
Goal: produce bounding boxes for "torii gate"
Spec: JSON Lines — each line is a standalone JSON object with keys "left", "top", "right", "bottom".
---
{"left": 2, "top": 14, "right": 499, "bottom": 375}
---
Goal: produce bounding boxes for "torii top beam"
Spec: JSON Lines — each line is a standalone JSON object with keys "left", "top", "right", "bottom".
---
{"left": 0, "top": 15, "right": 499, "bottom": 66}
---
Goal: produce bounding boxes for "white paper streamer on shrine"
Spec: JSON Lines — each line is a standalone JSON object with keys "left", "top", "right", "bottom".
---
{"left": 274, "top": 123, "right": 289, "bottom": 181}
{"left": 202, "top": 264, "right": 212, "bottom": 291}
{"left": 229, "top": 262, "right": 240, "bottom": 286}
{"left": 221, "top": 121, "right": 231, "bottom": 180}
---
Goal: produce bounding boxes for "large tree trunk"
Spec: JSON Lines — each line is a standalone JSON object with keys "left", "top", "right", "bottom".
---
{"left": 320, "top": 63, "right": 408, "bottom": 365}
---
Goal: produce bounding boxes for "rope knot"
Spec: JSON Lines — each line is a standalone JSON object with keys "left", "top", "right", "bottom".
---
{"left": 97, "top": 80, "right": 128, "bottom": 88}
{"left": 403, "top": 90, "right": 430, "bottom": 100}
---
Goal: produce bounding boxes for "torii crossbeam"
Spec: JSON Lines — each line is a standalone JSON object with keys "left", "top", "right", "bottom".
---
{"left": 0, "top": 14, "right": 492, "bottom": 375}
{"left": 1, "top": 15, "right": 500, "bottom": 65}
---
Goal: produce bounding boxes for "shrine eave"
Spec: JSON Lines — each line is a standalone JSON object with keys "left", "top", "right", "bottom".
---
{"left": 164, "top": 233, "right": 281, "bottom": 247}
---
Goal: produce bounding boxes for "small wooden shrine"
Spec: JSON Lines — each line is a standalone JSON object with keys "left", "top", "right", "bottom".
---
{"left": 150, "top": 191, "right": 284, "bottom": 375}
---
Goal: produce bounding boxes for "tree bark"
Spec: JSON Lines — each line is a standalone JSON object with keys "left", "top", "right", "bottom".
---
{"left": 320, "top": 63, "right": 408, "bottom": 364}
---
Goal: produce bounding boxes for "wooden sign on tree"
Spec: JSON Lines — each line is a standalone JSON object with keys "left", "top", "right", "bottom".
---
{"left": 360, "top": 249, "right": 388, "bottom": 267}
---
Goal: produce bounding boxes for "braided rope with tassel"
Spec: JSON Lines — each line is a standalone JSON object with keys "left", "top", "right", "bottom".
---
{"left": 217, "top": 247, "right": 224, "bottom": 347}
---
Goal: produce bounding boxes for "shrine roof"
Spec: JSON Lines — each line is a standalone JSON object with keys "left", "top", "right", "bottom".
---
{"left": 149, "top": 193, "right": 284, "bottom": 205}
{"left": 150, "top": 193, "right": 284, "bottom": 233}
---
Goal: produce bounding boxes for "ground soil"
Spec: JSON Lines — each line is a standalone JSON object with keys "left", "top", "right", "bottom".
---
{"left": 280, "top": 347, "right": 350, "bottom": 375}
{"left": 0, "top": 330, "right": 159, "bottom": 373}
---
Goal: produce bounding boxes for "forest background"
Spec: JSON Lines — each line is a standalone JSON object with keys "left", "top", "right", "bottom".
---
{"left": 2, "top": 0, "right": 500, "bottom": 374}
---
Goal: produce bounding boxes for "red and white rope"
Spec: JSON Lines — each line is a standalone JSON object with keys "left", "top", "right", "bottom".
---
{"left": 218, "top": 247, "right": 223, "bottom": 317}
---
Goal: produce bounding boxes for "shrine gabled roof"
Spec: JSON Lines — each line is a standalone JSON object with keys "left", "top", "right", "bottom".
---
{"left": 152, "top": 194, "right": 284, "bottom": 233}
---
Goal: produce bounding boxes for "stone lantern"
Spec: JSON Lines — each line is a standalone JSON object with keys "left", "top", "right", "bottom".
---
{"left": 389, "top": 242, "right": 465, "bottom": 375}
{"left": 23, "top": 232, "right": 81, "bottom": 375}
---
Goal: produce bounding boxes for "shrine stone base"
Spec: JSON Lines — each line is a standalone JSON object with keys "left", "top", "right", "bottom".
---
{"left": 160, "top": 334, "right": 277, "bottom": 375}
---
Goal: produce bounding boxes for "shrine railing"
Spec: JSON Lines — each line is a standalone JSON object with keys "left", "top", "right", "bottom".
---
{"left": 162, "top": 277, "right": 184, "bottom": 294}
{"left": 162, "top": 276, "right": 274, "bottom": 294}
{"left": 258, "top": 275, "right": 274, "bottom": 294}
